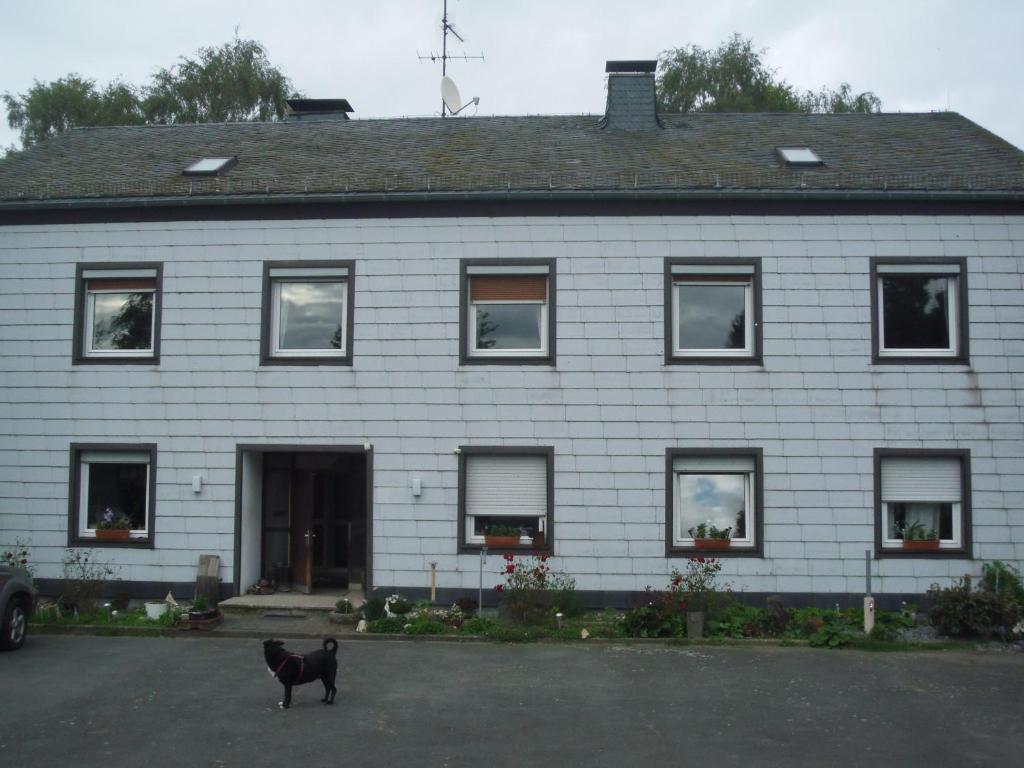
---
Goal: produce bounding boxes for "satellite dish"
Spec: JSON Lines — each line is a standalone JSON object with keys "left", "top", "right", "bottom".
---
{"left": 441, "top": 76, "right": 462, "bottom": 114}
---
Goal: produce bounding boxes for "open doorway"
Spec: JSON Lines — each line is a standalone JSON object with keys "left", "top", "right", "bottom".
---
{"left": 237, "top": 446, "right": 371, "bottom": 597}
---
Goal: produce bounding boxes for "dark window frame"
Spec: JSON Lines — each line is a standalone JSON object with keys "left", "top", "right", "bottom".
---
{"left": 665, "top": 447, "right": 765, "bottom": 557}
{"left": 457, "top": 445, "right": 555, "bottom": 554}
{"left": 664, "top": 258, "right": 763, "bottom": 366}
{"left": 72, "top": 262, "right": 163, "bottom": 365}
{"left": 459, "top": 258, "right": 557, "bottom": 366}
{"left": 260, "top": 260, "right": 356, "bottom": 366}
{"left": 873, "top": 448, "right": 972, "bottom": 559}
{"left": 869, "top": 257, "right": 969, "bottom": 365}
{"left": 68, "top": 442, "right": 158, "bottom": 549}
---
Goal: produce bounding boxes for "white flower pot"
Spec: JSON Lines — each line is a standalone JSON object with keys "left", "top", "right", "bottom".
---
{"left": 145, "top": 602, "right": 168, "bottom": 620}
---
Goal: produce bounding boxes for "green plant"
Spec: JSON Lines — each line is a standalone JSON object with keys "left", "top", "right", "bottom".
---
{"left": 59, "top": 548, "right": 119, "bottom": 613}
{"left": 384, "top": 594, "right": 413, "bottom": 616}
{"left": 620, "top": 596, "right": 684, "bottom": 638}
{"left": 809, "top": 624, "right": 855, "bottom": 648}
{"left": 688, "top": 522, "right": 731, "bottom": 540}
{"left": 981, "top": 561, "right": 1024, "bottom": 604}
{"left": 362, "top": 595, "right": 386, "bottom": 621}
{"left": 898, "top": 520, "right": 938, "bottom": 541}
{"left": 367, "top": 617, "right": 407, "bottom": 633}
{"left": 485, "top": 523, "right": 520, "bottom": 537}
{"left": 707, "top": 604, "right": 769, "bottom": 638}
{"left": 927, "top": 576, "right": 1021, "bottom": 638}
{"left": 97, "top": 508, "right": 133, "bottom": 530}
{"left": 190, "top": 594, "right": 210, "bottom": 613}
{"left": 334, "top": 598, "right": 353, "bottom": 614}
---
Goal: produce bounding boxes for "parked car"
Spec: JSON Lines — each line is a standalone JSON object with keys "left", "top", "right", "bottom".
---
{"left": 0, "top": 563, "right": 37, "bottom": 651}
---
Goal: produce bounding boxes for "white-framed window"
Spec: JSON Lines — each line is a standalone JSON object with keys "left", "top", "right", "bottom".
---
{"left": 76, "top": 449, "right": 153, "bottom": 540}
{"left": 667, "top": 260, "right": 759, "bottom": 361}
{"left": 873, "top": 260, "right": 965, "bottom": 360}
{"left": 671, "top": 454, "right": 758, "bottom": 549}
{"left": 461, "top": 450, "right": 551, "bottom": 548}
{"left": 878, "top": 453, "right": 967, "bottom": 551}
{"left": 77, "top": 267, "right": 159, "bottom": 359}
{"left": 462, "top": 261, "right": 554, "bottom": 363}
{"left": 262, "top": 262, "right": 353, "bottom": 363}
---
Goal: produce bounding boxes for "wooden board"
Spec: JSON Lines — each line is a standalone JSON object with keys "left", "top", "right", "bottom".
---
{"left": 195, "top": 554, "right": 221, "bottom": 607}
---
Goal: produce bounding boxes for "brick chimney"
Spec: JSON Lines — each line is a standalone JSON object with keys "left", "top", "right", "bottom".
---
{"left": 602, "top": 60, "right": 661, "bottom": 130}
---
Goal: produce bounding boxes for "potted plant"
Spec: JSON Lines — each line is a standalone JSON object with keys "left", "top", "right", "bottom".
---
{"left": 183, "top": 593, "right": 220, "bottom": 628}
{"left": 688, "top": 521, "right": 732, "bottom": 550}
{"left": 95, "top": 508, "right": 132, "bottom": 541}
{"left": 384, "top": 594, "right": 413, "bottom": 618}
{"left": 899, "top": 521, "right": 940, "bottom": 552}
{"left": 484, "top": 524, "right": 522, "bottom": 549}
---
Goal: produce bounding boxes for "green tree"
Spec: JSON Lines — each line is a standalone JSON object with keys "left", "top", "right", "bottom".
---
{"left": 3, "top": 37, "right": 295, "bottom": 150}
{"left": 143, "top": 38, "right": 293, "bottom": 124}
{"left": 657, "top": 34, "right": 880, "bottom": 114}
{"left": 3, "top": 75, "right": 144, "bottom": 148}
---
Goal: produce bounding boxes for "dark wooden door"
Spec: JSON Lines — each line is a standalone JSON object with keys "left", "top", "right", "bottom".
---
{"left": 290, "top": 470, "right": 315, "bottom": 594}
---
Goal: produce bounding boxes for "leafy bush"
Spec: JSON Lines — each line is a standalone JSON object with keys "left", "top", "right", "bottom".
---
{"left": 621, "top": 598, "right": 684, "bottom": 638}
{"left": 361, "top": 596, "right": 386, "bottom": 621}
{"left": 334, "top": 598, "right": 353, "bottom": 614}
{"left": 367, "top": 617, "right": 407, "bottom": 633}
{"left": 455, "top": 596, "right": 478, "bottom": 617}
{"left": 496, "top": 552, "right": 578, "bottom": 625}
{"left": 981, "top": 561, "right": 1024, "bottom": 604}
{"left": 402, "top": 616, "right": 449, "bottom": 636}
{"left": 927, "top": 576, "right": 1021, "bottom": 638}
{"left": 809, "top": 624, "right": 855, "bottom": 648}
{"left": 707, "top": 603, "right": 769, "bottom": 638}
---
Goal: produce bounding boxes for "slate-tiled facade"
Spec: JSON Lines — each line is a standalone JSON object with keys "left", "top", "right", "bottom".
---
{"left": 2, "top": 213, "right": 1022, "bottom": 599}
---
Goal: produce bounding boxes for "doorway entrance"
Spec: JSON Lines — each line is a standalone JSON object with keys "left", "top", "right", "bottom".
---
{"left": 236, "top": 446, "right": 371, "bottom": 597}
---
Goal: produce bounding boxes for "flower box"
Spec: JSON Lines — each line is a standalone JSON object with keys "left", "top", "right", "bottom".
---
{"left": 484, "top": 535, "right": 522, "bottom": 549}
{"left": 902, "top": 539, "right": 940, "bottom": 552}
{"left": 95, "top": 528, "right": 131, "bottom": 541}
{"left": 694, "top": 538, "right": 731, "bottom": 550}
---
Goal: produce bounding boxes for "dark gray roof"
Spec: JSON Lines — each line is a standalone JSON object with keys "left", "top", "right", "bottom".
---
{"left": 1, "top": 111, "right": 1022, "bottom": 206}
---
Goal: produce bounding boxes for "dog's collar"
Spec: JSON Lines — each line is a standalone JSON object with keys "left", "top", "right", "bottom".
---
{"left": 274, "top": 654, "right": 304, "bottom": 680}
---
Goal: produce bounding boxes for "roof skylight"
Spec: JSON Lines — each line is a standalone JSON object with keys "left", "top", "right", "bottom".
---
{"left": 183, "top": 157, "right": 237, "bottom": 176}
{"left": 776, "top": 147, "right": 823, "bottom": 167}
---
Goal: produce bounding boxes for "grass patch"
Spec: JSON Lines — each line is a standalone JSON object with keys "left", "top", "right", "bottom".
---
{"left": 31, "top": 606, "right": 182, "bottom": 628}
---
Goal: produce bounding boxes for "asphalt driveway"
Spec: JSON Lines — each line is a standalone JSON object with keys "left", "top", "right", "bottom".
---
{"left": 1, "top": 636, "right": 1021, "bottom": 767}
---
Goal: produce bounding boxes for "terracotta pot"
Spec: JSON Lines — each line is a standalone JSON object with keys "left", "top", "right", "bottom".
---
{"left": 95, "top": 528, "right": 131, "bottom": 541}
{"left": 484, "top": 535, "right": 522, "bottom": 549}
{"left": 694, "top": 538, "right": 730, "bottom": 550}
{"left": 902, "top": 539, "right": 940, "bottom": 552}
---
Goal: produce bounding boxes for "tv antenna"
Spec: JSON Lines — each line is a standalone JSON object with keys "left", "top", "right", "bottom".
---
{"left": 417, "top": 0, "right": 484, "bottom": 116}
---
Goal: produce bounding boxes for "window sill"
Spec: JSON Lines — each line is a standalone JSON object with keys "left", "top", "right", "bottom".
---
{"left": 260, "top": 355, "right": 353, "bottom": 366}
{"left": 666, "top": 355, "right": 762, "bottom": 367}
{"left": 871, "top": 355, "right": 968, "bottom": 366}
{"left": 460, "top": 542, "right": 552, "bottom": 555}
{"left": 875, "top": 547, "right": 970, "bottom": 559}
{"left": 73, "top": 355, "right": 159, "bottom": 366}
{"left": 71, "top": 536, "right": 153, "bottom": 549}
{"left": 667, "top": 545, "right": 762, "bottom": 558}
{"left": 460, "top": 356, "right": 555, "bottom": 366}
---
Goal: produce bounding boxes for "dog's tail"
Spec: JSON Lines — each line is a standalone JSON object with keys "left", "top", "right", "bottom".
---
{"left": 323, "top": 638, "right": 338, "bottom": 655}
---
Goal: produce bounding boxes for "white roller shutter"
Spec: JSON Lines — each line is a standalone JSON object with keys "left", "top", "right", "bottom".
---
{"left": 881, "top": 456, "right": 961, "bottom": 502}
{"left": 466, "top": 454, "right": 547, "bottom": 518}
{"left": 673, "top": 455, "right": 755, "bottom": 473}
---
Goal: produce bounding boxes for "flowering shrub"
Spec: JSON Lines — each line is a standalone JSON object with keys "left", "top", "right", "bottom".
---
{"left": 59, "top": 548, "right": 119, "bottom": 613}
{"left": 620, "top": 557, "right": 727, "bottom": 638}
{"left": 495, "top": 552, "right": 579, "bottom": 624}
{"left": 1, "top": 538, "right": 33, "bottom": 577}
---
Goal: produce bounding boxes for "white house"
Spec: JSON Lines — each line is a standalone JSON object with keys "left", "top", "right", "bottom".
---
{"left": 1, "top": 61, "right": 1022, "bottom": 607}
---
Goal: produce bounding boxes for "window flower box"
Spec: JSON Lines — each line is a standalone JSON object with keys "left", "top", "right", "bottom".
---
{"left": 95, "top": 528, "right": 131, "bottom": 541}
{"left": 902, "top": 539, "right": 940, "bottom": 552}
{"left": 484, "top": 535, "right": 522, "bottom": 549}
{"left": 694, "top": 538, "right": 731, "bottom": 551}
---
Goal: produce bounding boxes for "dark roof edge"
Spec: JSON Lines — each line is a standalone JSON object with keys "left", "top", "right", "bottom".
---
{"left": 3, "top": 187, "right": 1024, "bottom": 213}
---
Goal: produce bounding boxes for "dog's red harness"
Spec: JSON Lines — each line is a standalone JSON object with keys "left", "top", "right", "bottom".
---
{"left": 274, "top": 654, "right": 304, "bottom": 680}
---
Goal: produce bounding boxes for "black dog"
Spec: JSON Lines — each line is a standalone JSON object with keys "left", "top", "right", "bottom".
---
{"left": 263, "top": 638, "right": 338, "bottom": 709}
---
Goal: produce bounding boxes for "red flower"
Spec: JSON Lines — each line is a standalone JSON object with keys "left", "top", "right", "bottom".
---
{"left": 540, "top": 554, "right": 549, "bottom": 562}
{"left": 503, "top": 553, "right": 514, "bottom": 562}
{"left": 494, "top": 584, "right": 504, "bottom": 592}
{"left": 505, "top": 564, "right": 515, "bottom": 573}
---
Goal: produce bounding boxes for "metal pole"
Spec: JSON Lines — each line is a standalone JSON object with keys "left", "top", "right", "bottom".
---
{"left": 865, "top": 549, "right": 872, "bottom": 596}
{"left": 478, "top": 545, "right": 487, "bottom": 613}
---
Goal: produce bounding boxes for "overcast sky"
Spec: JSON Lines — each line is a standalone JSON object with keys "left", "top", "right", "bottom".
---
{"left": 2, "top": 0, "right": 1023, "bottom": 152}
